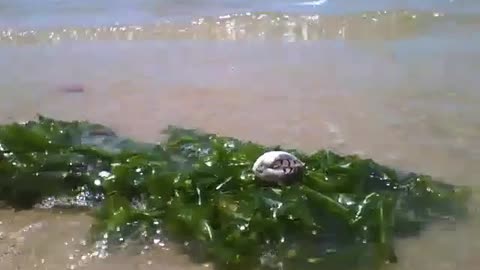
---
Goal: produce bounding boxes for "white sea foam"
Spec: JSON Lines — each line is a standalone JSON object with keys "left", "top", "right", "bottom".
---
{"left": 295, "top": 0, "right": 328, "bottom": 7}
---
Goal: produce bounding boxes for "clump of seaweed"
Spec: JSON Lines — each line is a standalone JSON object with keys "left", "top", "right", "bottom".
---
{"left": 0, "top": 115, "right": 472, "bottom": 270}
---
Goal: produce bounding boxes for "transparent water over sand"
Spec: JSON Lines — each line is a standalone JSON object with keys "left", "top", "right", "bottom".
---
{"left": 0, "top": 0, "right": 479, "bottom": 269}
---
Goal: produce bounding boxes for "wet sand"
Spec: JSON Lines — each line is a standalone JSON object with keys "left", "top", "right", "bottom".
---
{"left": 0, "top": 209, "right": 211, "bottom": 270}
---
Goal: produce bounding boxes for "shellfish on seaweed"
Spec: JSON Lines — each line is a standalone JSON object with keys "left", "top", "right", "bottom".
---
{"left": 252, "top": 151, "right": 305, "bottom": 185}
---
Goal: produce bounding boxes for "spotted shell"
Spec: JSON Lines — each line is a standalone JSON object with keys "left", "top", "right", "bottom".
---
{"left": 252, "top": 151, "right": 305, "bottom": 185}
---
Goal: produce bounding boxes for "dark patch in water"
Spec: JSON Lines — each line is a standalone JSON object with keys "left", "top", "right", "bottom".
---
{"left": 59, "top": 85, "right": 85, "bottom": 94}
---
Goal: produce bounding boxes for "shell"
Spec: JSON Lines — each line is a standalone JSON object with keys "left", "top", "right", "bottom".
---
{"left": 252, "top": 151, "right": 305, "bottom": 184}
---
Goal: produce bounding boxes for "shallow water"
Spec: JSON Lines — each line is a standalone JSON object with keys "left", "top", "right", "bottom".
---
{"left": 1, "top": 0, "right": 480, "bottom": 269}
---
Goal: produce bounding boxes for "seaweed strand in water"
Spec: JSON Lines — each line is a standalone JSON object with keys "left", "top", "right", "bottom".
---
{"left": 0, "top": 115, "right": 472, "bottom": 270}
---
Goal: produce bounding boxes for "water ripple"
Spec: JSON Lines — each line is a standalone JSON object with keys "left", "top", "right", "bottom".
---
{"left": 1, "top": 10, "right": 478, "bottom": 44}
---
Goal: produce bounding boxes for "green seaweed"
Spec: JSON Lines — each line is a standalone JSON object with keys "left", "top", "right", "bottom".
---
{"left": 0, "top": 115, "right": 473, "bottom": 270}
